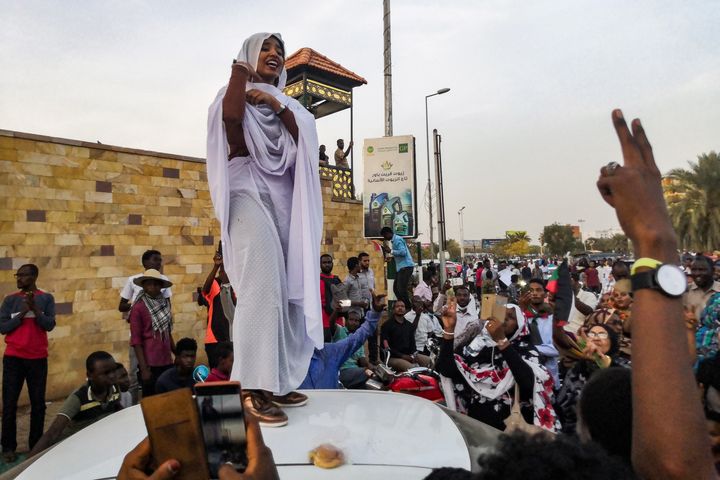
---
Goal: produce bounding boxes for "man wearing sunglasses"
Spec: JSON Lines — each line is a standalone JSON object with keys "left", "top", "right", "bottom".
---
{"left": 0, "top": 264, "right": 56, "bottom": 463}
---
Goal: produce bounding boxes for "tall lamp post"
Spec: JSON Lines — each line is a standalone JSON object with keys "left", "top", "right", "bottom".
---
{"left": 425, "top": 88, "right": 451, "bottom": 260}
{"left": 458, "top": 206, "right": 466, "bottom": 260}
{"left": 578, "top": 219, "right": 586, "bottom": 253}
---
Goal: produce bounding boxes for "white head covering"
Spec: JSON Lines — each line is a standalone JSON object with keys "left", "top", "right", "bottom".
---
{"left": 235, "top": 32, "right": 288, "bottom": 89}
{"left": 463, "top": 303, "right": 528, "bottom": 356}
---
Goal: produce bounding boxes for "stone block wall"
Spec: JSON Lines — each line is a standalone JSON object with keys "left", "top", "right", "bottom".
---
{"left": 0, "top": 130, "right": 384, "bottom": 402}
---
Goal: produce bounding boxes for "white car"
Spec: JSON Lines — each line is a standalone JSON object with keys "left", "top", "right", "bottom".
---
{"left": 4, "top": 390, "right": 500, "bottom": 479}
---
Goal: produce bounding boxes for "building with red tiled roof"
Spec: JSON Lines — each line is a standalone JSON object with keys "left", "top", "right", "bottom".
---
{"left": 286, "top": 48, "right": 367, "bottom": 89}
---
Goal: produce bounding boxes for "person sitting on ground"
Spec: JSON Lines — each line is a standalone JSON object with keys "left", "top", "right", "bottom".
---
{"left": 28, "top": 351, "right": 122, "bottom": 458}
{"left": 114, "top": 362, "right": 133, "bottom": 409}
{"left": 333, "top": 309, "right": 374, "bottom": 389}
{"left": 555, "top": 324, "right": 630, "bottom": 434}
{"left": 299, "top": 292, "right": 384, "bottom": 389}
{"left": 205, "top": 342, "right": 234, "bottom": 382}
{"left": 436, "top": 298, "right": 559, "bottom": 432}
{"left": 129, "top": 269, "right": 175, "bottom": 398}
{"left": 155, "top": 338, "right": 198, "bottom": 394}
{"left": 381, "top": 299, "right": 432, "bottom": 372}
{"left": 405, "top": 295, "right": 443, "bottom": 355}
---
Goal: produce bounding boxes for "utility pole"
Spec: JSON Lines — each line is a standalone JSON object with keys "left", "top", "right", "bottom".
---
{"left": 383, "top": 0, "right": 393, "bottom": 137}
{"left": 458, "top": 206, "right": 466, "bottom": 260}
{"left": 434, "top": 129, "right": 447, "bottom": 284}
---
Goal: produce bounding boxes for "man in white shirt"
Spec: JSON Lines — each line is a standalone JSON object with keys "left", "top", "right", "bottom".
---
{"left": 117, "top": 250, "right": 172, "bottom": 403}
{"left": 566, "top": 273, "right": 599, "bottom": 334}
{"left": 598, "top": 259, "right": 612, "bottom": 294}
{"left": 453, "top": 285, "right": 478, "bottom": 340}
{"left": 405, "top": 296, "right": 443, "bottom": 354}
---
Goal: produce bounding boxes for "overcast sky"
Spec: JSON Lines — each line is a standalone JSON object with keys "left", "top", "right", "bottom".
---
{"left": 1, "top": 0, "right": 718, "bottom": 245}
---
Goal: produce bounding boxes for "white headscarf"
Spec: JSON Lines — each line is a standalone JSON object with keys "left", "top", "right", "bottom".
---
{"left": 235, "top": 32, "right": 288, "bottom": 89}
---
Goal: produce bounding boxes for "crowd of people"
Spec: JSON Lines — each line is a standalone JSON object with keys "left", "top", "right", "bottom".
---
{"left": 1, "top": 29, "right": 718, "bottom": 479}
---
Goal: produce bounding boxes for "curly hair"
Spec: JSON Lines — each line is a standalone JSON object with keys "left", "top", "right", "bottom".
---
{"left": 423, "top": 432, "right": 635, "bottom": 480}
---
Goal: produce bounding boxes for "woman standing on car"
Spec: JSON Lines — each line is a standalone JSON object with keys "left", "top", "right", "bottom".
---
{"left": 435, "top": 299, "right": 559, "bottom": 432}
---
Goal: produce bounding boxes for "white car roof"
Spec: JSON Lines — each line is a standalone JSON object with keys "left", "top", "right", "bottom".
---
{"left": 16, "top": 390, "right": 480, "bottom": 479}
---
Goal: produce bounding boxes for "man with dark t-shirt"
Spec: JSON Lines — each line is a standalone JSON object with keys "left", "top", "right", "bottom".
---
{"left": 155, "top": 338, "right": 198, "bottom": 394}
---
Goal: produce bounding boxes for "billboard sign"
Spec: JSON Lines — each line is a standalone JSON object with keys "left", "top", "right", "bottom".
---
{"left": 363, "top": 135, "right": 417, "bottom": 238}
{"left": 481, "top": 238, "right": 505, "bottom": 249}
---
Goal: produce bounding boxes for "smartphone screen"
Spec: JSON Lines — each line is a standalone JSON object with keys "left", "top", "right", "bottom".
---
{"left": 339, "top": 299, "right": 351, "bottom": 308}
{"left": 194, "top": 382, "right": 247, "bottom": 478}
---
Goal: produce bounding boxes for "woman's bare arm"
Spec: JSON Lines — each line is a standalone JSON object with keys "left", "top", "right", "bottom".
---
{"left": 222, "top": 64, "right": 251, "bottom": 159}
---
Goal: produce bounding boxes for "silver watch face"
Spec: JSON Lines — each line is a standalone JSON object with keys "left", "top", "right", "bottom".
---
{"left": 656, "top": 264, "right": 687, "bottom": 297}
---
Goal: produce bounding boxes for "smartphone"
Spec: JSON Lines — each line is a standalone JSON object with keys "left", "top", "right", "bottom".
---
{"left": 480, "top": 294, "right": 496, "bottom": 320}
{"left": 194, "top": 381, "right": 248, "bottom": 478}
{"left": 142, "top": 388, "right": 210, "bottom": 480}
{"left": 339, "top": 299, "right": 352, "bottom": 309}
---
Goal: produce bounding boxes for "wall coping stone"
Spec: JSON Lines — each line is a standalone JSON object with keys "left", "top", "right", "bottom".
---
{"left": 0, "top": 129, "right": 206, "bottom": 164}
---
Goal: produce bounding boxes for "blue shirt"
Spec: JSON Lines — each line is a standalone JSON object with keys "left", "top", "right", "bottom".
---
{"left": 299, "top": 310, "right": 379, "bottom": 389}
{"left": 391, "top": 234, "right": 414, "bottom": 270}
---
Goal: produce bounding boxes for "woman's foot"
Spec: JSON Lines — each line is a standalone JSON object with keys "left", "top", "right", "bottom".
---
{"left": 272, "top": 391, "right": 308, "bottom": 407}
{"left": 243, "top": 390, "right": 288, "bottom": 427}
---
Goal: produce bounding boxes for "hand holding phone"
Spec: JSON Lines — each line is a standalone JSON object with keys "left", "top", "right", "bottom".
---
{"left": 141, "top": 389, "right": 210, "bottom": 480}
{"left": 194, "top": 382, "right": 248, "bottom": 478}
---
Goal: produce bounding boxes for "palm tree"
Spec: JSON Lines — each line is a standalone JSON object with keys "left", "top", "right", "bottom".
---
{"left": 505, "top": 231, "right": 531, "bottom": 243}
{"left": 664, "top": 152, "right": 720, "bottom": 252}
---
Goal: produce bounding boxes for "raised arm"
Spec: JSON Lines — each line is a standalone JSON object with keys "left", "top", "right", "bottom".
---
{"left": 598, "top": 110, "right": 714, "bottom": 479}
{"left": 222, "top": 63, "right": 253, "bottom": 159}
{"left": 202, "top": 254, "right": 222, "bottom": 295}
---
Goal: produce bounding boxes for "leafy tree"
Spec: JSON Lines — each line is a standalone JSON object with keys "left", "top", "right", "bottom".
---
{"left": 420, "top": 242, "right": 439, "bottom": 262}
{"left": 528, "top": 245, "right": 542, "bottom": 255}
{"left": 446, "top": 239, "right": 461, "bottom": 261}
{"left": 542, "top": 223, "right": 583, "bottom": 255}
{"left": 504, "top": 240, "right": 529, "bottom": 256}
{"left": 585, "top": 234, "right": 630, "bottom": 254}
{"left": 665, "top": 152, "right": 720, "bottom": 252}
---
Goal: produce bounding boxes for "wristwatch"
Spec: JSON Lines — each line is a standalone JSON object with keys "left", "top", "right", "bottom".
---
{"left": 630, "top": 263, "right": 686, "bottom": 298}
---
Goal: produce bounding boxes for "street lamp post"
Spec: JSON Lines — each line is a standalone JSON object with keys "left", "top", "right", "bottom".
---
{"left": 425, "top": 88, "right": 450, "bottom": 260}
{"left": 458, "top": 206, "right": 466, "bottom": 260}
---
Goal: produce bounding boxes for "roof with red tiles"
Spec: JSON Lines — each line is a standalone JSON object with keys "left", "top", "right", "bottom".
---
{"left": 286, "top": 48, "right": 367, "bottom": 86}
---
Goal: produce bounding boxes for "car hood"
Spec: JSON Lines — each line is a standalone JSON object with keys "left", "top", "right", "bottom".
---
{"left": 16, "top": 390, "right": 480, "bottom": 479}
